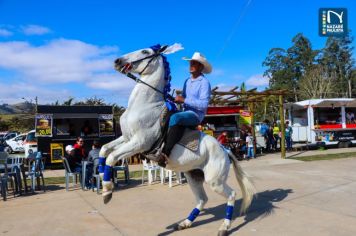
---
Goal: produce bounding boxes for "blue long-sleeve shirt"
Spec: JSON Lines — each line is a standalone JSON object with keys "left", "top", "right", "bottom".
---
{"left": 182, "top": 75, "right": 211, "bottom": 122}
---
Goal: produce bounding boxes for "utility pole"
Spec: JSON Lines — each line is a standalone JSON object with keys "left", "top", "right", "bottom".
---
{"left": 35, "top": 96, "right": 38, "bottom": 113}
{"left": 279, "top": 95, "right": 286, "bottom": 159}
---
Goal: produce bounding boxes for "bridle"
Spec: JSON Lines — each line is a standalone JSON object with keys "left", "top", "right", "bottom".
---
{"left": 119, "top": 46, "right": 174, "bottom": 101}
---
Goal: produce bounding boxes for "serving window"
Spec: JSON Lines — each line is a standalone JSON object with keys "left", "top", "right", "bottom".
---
{"left": 53, "top": 118, "right": 99, "bottom": 137}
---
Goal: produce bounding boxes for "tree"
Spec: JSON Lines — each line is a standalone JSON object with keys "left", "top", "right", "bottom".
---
{"left": 287, "top": 33, "right": 318, "bottom": 73}
{"left": 263, "top": 34, "right": 320, "bottom": 102}
{"left": 298, "top": 65, "right": 334, "bottom": 100}
{"left": 320, "top": 34, "right": 355, "bottom": 97}
{"left": 74, "top": 96, "right": 106, "bottom": 106}
{"left": 262, "top": 48, "right": 295, "bottom": 101}
{"left": 287, "top": 33, "right": 319, "bottom": 101}
{"left": 62, "top": 97, "right": 75, "bottom": 106}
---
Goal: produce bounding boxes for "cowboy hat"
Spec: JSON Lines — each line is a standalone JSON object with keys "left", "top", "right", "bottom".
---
{"left": 182, "top": 52, "right": 212, "bottom": 74}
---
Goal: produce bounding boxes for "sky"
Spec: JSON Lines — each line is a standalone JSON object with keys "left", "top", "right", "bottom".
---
{"left": 0, "top": 0, "right": 355, "bottom": 107}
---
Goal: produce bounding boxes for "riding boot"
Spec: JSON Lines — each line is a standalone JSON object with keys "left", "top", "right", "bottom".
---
{"left": 163, "top": 125, "right": 185, "bottom": 156}
{"left": 146, "top": 125, "right": 185, "bottom": 167}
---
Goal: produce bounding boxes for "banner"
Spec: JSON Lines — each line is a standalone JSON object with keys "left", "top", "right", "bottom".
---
{"left": 50, "top": 143, "right": 64, "bottom": 163}
{"left": 35, "top": 114, "right": 53, "bottom": 137}
{"left": 239, "top": 110, "right": 252, "bottom": 125}
{"left": 99, "top": 114, "right": 115, "bottom": 137}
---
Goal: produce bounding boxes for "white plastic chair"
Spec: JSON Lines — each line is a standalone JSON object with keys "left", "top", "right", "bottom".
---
{"left": 160, "top": 168, "right": 183, "bottom": 188}
{"left": 141, "top": 159, "right": 160, "bottom": 185}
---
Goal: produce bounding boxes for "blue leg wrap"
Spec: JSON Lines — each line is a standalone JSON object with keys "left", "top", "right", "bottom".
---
{"left": 226, "top": 205, "right": 234, "bottom": 220}
{"left": 187, "top": 208, "right": 200, "bottom": 222}
{"left": 103, "top": 165, "right": 112, "bottom": 181}
{"left": 98, "top": 157, "right": 106, "bottom": 173}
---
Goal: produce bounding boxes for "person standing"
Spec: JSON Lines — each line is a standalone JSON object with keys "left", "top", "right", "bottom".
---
{"left": 260, "top": 120, "right": 270, "bottom": 151}
{"left": 148, "top": 52, "right": 212, "bottom": 167}
{"left": 239, "top": 129, "right": 248, "bottom": 159}
{"left": 272, "top": 122, "right": 280, "bottom": 151}
{"left": 285, "top": 121, "right": 293, "bottom": 151}
{"left": 246, "top": 132, "right": 254, "bottom": 159}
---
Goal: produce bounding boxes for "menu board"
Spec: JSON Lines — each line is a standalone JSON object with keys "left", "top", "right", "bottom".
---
{"left": 35, "top": 114, "right": 53, "bottom": 137}
{"left": 50, "top": 143, "right": 64, "bottom": 163}
{"left": 99, "top": 114, "right": 115, "bottom": 137}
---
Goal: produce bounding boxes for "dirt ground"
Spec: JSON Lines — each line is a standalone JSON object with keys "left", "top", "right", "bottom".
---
{"left": 1, "top": 150, "right": 356, "bottom": 236}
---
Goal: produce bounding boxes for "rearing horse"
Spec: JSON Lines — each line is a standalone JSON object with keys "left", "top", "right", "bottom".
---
{"left": 99, "top": 44, "right": 255, "bottom": 235}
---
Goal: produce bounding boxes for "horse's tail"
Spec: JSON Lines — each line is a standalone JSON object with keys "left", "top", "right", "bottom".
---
{"left": 227, "top": 150, "right": 256, "bottom": 215}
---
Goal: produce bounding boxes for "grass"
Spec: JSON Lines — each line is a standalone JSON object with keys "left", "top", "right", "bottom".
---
{"left": 39, "top": 170, "right": 144, "bottom": 185}
{"left": 289, "top": 151, "right": 356, "bottom": 161}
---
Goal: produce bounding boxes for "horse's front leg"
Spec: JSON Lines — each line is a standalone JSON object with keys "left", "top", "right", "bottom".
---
{"left": 102, "top": 138, "right": 142, "bottom": 204}
{"left": 99, "top": 136, "right": 125, "bottom": 158}
{"left": 176, "top": 171, "right": 208, "bottom": 230}
{"left": 98, "top": 136, "right": 125, "bottom": 179}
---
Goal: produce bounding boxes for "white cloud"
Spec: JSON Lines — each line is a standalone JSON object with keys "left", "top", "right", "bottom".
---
{"left": 0, "top": 82, "right": 71, "bottom": 104}
{"left": 86, "top": 73, "right": 135, "bottom": 92}
{"left": 0, "top": 38, "right": 138, "bottom": 105}
{"left": 245, "top": 74, "right": 269, "bottom": 87}
{"left": 210, "top": 68, "right": 225, "bottom": 77}
{"left": 0, "top": 28, "right": 13, "bottom": 37}
{"left": 213, "top": 83, "right": 238, "bottom": 91}
{"left": 0, "top": 38, "right": 119, "bottom": 83}
{"left": 21, "top": 25, "right": 51, "bottom": 35}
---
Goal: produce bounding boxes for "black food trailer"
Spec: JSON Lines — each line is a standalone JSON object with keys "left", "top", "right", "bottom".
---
{"left": 35, "top": 105, "right": 117, "bottom": 166}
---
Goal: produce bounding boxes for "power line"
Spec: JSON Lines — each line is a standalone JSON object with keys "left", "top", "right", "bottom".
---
{"left": 217, "top": 0, "right": 253, "bottom": 57}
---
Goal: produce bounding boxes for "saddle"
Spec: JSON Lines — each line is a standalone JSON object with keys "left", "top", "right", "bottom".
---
{"left": 177, "top": 129, "right": 200, "bottom": 152}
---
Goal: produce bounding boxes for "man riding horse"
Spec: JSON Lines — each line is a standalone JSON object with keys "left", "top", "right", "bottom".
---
{"left": 148, "top": 52, "right": 212, "bottom": 167}
{"left": 99, "top": 45, "right": 254, "bottom": 235}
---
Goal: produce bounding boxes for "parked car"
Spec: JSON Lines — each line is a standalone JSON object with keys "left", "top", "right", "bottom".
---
{"left": 0, "top": 132, "right": 7, "bottom": 144}
{"left": 4, "top": 133, "right": 26, "bottom": 153}
{"left": 24, "top": 130, "right": 38, "bottom": 157}
{"left": 1, "top": 131, "right": 20, "bottom": 144}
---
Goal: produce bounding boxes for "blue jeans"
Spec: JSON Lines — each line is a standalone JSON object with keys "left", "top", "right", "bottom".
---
{"left": 286, "top": 136, "right": 292, "bottom": 150}
{"left": 169, "top": 111, "right": 200, "bottom": 127}
{"left": 247, "top": 147, "right": 254, "bottom": 158}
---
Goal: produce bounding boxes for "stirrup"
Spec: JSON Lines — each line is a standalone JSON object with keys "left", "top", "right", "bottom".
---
{"left": 145, "top": 143, "right": 168, "bottom": 165}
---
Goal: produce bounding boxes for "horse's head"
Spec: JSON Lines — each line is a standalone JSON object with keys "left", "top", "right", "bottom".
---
{"left": 114, "top": 44, "right": 183, "bottom": 106}
{"left": 114, "top": 43, "right": 184, "bottom": 76}
{"left": 114, "top": 45, "right": 168, "bottom": 75}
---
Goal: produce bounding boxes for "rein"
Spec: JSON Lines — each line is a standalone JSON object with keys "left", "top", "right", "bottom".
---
{"left": 122, "top": 44, "right": 176, "bottom": 108}
{"left": 125, "top": 72, "right": 173, "bottom": 100}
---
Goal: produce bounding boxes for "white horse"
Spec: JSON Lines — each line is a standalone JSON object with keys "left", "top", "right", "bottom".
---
{"left": 99, "top": 44, "right": 255, "bottom": 235}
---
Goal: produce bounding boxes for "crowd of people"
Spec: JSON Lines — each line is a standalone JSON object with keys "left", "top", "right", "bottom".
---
{"left": 64, "top": 137, "right": 101, "bottom": 189}
{"left": 260, "top": 120, "right": 293, "bottom": 152}
{"left": 216, "top": 119, "right": 294, "bottom": 160}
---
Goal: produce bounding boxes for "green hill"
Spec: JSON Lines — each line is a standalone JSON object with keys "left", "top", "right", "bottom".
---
{"left": 0, "top": 102, "right": 35, "bottom": 114}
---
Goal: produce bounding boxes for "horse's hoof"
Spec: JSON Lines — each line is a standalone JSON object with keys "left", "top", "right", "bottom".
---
{"left": 174, "top": 224, "right": 185, "bottom": 231}
{"left": 103, "top": 192, "right": 112, "bottom": 204}
{"left": 218, "top": 230, "right": 228, "bottom": 236}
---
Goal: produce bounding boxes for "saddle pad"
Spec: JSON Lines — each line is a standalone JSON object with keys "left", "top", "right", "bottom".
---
{"left": 178, "top": 129, "right": 201, "bottom": 152}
